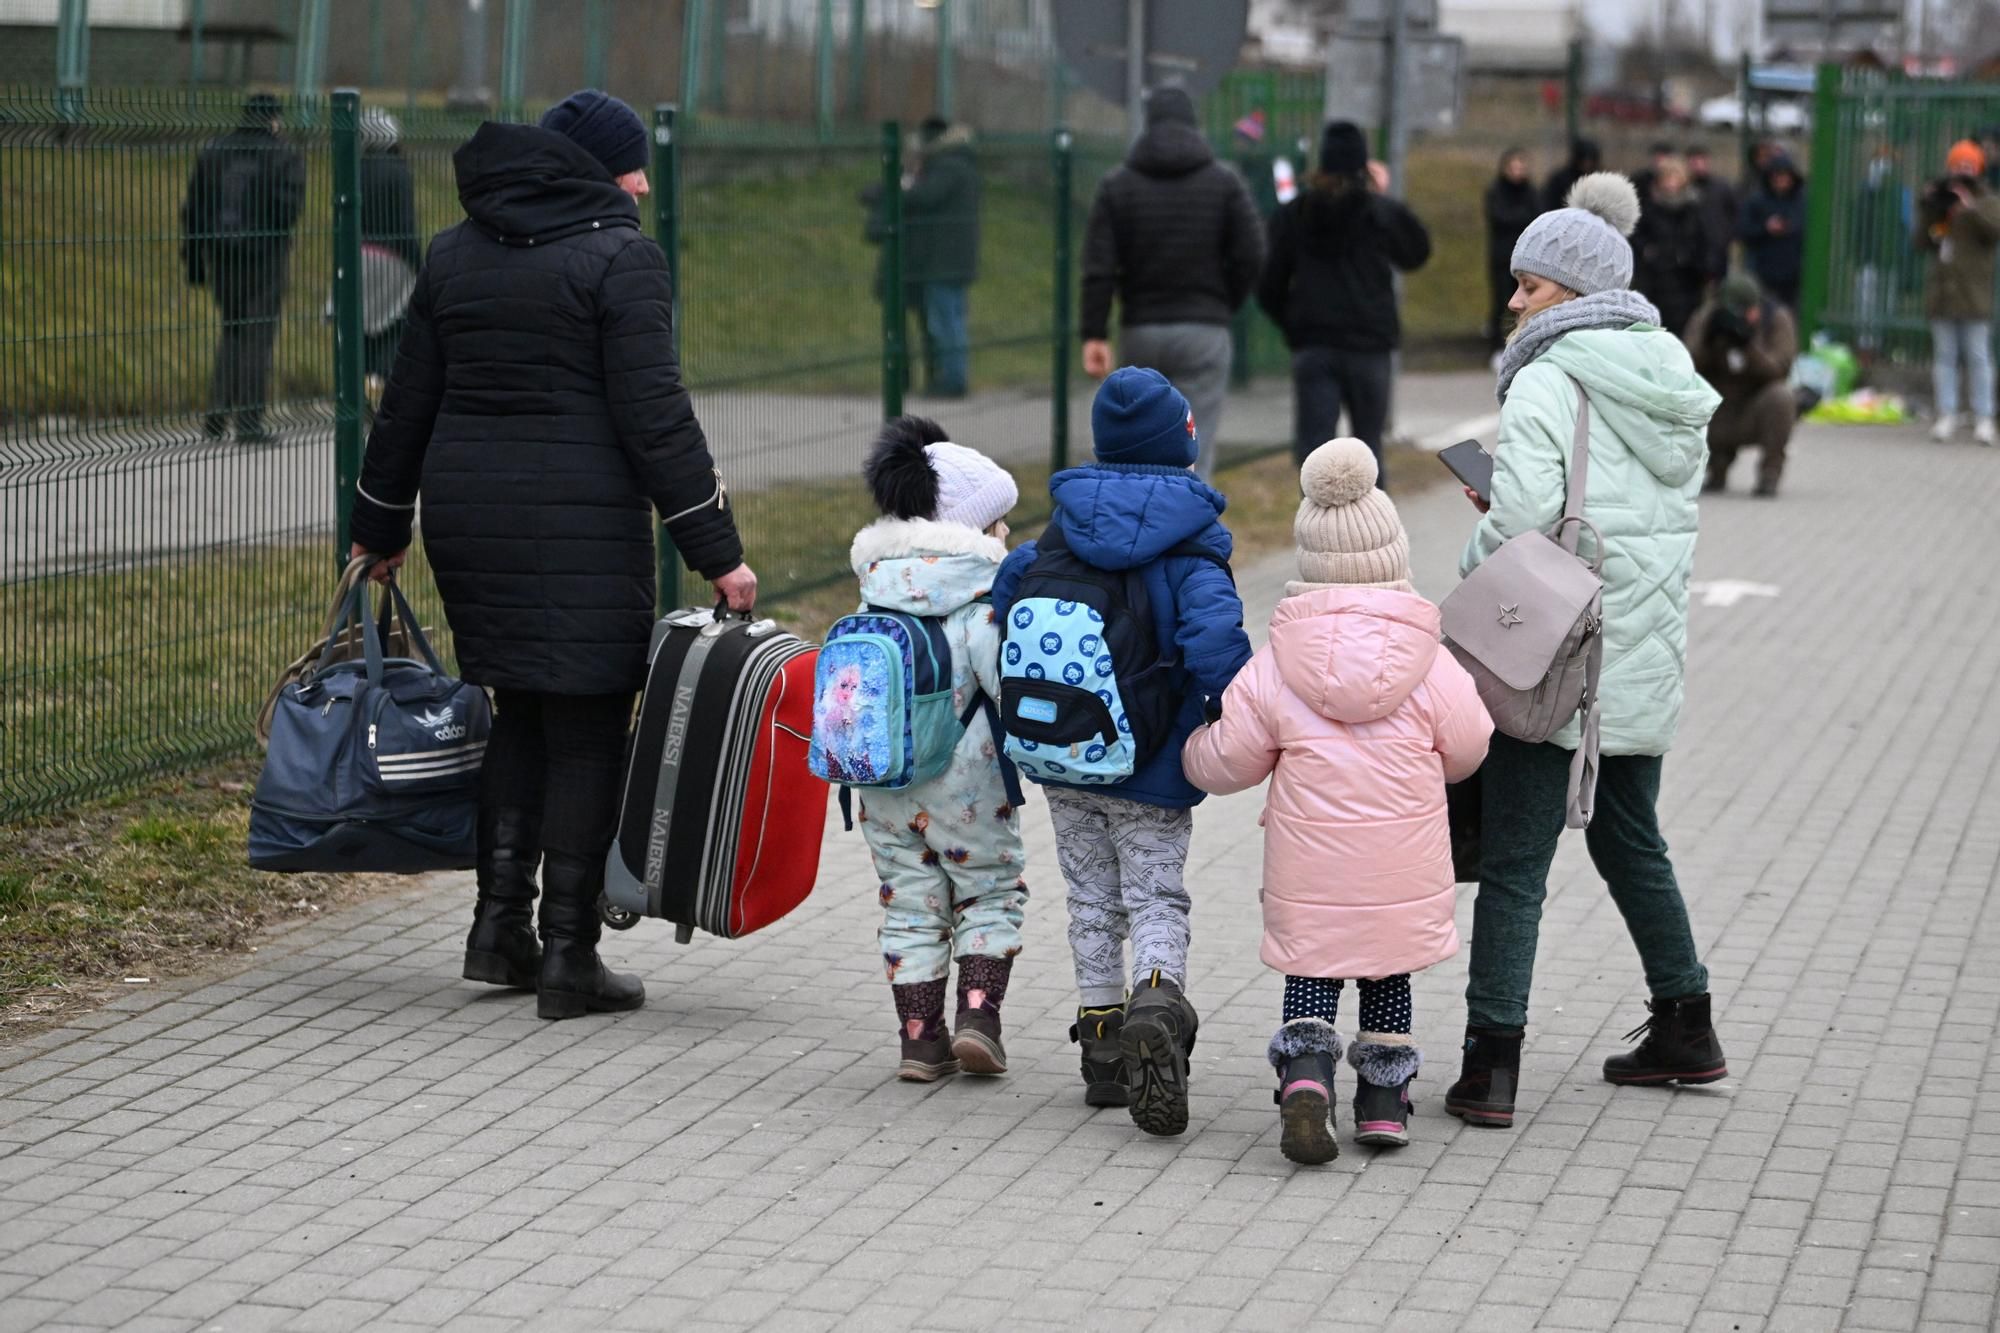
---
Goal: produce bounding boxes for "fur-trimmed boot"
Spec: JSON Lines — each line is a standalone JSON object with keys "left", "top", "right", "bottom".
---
{"left": 1349, "top": 1034, "right": 1421, "bottom": 1148}
{"left": 1603, "top": 993, "right": 1728, "bottom": 1086}
{"left": 1070, "top": 1005, "right": 1130, "bottom": 1107}
{"left": 952, "top": 955, "right": 1011, "bottom": 1076}
{"left": 1121, "top": 971, "right": 1199, "bottom": 1137}
{"left": 1444, "top": 1025, "right": 1523, "bottom": 1128}
{"left": 1268, "top": 1018, "right": 1343, "bottom": 1165}
{"left": 463, "top": 804, "right": 543, "bottom": 989}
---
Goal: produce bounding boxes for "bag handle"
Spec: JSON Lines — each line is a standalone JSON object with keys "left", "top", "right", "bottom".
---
{"left": 1565, "top": 594, "right": 1606, "bottom": 829}
{"left": 1559, "top": 375, "right": 1593, "bottom": 558}
{"left": 348, "top": 571, "right": 448, "bottom": 686}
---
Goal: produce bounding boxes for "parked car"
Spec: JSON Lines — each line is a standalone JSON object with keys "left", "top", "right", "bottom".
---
{"left": 1698, "top": 95, "right": 1808, "bottom": 133}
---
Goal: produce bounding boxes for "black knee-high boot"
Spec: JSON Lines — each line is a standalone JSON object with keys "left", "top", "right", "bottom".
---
{"left": 536, "top": 852, "right": 644, "bottom": 1020}
{"left": 463, "top": 804, "right": 543, "bottom": 989}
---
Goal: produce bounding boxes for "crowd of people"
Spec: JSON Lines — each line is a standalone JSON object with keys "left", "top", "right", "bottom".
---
{"left": 340, "top": 88, "right": 1739, "bottom": 1167}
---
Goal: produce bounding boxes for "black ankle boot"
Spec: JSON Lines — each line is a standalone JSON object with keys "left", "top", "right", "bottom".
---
{"left": 1603, "top": 993, "right": 1728, "bottom": 1086}
{"left": 1444, "top": 1025, "right": 1523, "bottom": 1128}
{"left": 952, "top": 955, "right": 1012, "bottom": 1076}
{"left": 1070, "top": 1005, "right": 1130, "bottom": 1107}
{"left": 1121, "top": 971, "right": 1199, "bottom": 1137}
{"left": 536, "top": 854, "right": 644, "bottom": 1020}
{"left": 464, "top": 805, "right": 543, "bottom": 989}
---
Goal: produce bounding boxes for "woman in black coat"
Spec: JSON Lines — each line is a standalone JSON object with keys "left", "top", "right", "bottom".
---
{"left": 1483, "top": 147, "right": 1540, "bottom": 352}
{"left": 349, "top": 91, "right": 757, "bottom": 1020}
{"left": 1632, "top": 156, "right": 1711, "bottom": 337}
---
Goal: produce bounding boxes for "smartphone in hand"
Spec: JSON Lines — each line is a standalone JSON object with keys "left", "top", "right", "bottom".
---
{"left": 1438, "top": 439, "right": 1495, "bottom": 506}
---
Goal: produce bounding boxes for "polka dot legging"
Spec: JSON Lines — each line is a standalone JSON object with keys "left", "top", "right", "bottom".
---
{"left": 1282, "top": 974, "right": 1413, "bottom": 1034}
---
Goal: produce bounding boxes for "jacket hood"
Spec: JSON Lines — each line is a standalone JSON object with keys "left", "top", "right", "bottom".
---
{"left": 1268, "top": 588, "right": 1441, "bottom": 724}
{"left": 1128, "top": 121, "right": 1215, "bottom": 178}
{"left": 922, "top": 124, "right": 975, "bottom": 155}
{"left": 1045, "top": 465, "right": 1233, "bottom": 571}
{"left": 1541, "top": 327, "right": 1721, "bottom": 487}
{"left": 454, "top": 122, "right": 639, "bottom": 246}
{"left": 851, "top": 517, "right": 1009, "bottom": 615}
{"left": 1759, "top": 156, "right": 1803, "bottom": 194}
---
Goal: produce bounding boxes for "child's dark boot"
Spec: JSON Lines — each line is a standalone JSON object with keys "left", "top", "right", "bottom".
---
{"left": 1268, "top": 1018, "right": 1342, "bottom": 1164}
{"left": 1071, "top": 1004, "right": 1130, "bottom": 1107}
{"left": 1121, "top": 970, "right": 1199, "bottom": 1137}
{"left": 1349, "top": 1035, "right": 1421, "bottom": 1148}
{"left": 952, "top": 955, "right": 1011, "bottom": 1075}
{"left": 1444, "top": 1025, "right": 1523, "bottom": 1128}
{"left": 894, "top": 978, "right": 957, "bottom": 1082}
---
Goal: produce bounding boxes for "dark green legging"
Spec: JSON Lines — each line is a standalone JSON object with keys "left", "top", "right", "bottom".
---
{"left": 1466, "top": 733, "right": 1710, "bottom": 1031}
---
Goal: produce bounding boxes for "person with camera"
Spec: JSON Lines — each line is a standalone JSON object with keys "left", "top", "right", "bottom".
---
{"left": 1685, "top": 271, "right": 1798, "bottom": 498}
{"left": 1917, "top": 140, "right": 2000, "bottom": 446}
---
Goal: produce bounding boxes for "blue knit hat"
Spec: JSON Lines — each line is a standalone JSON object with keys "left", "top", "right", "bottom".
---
{"left": 1092, "top": 367, "right": 1198, "bottom": 468}
{"left": 539, "top": 90, "right": 648, "bottom": 177}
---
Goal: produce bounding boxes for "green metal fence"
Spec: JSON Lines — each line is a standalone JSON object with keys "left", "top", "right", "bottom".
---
{"left": 1, "top": 85, "right": 1120, "bottom": 820}
{"left": 1803, "top": 67, "right": 2000, "bottom": 370}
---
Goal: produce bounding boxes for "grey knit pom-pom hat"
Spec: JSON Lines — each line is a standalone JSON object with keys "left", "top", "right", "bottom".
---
{"left": 1509, "top": 172, "right": 1641, "bottom": 296}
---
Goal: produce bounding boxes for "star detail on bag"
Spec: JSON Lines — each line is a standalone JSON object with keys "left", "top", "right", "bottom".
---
{"left": 1498, "top": 604, "right": 1523, "bottom": 629}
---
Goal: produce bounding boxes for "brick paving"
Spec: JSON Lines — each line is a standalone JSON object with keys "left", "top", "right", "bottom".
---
{"left": 2, "top": 416, "right": 1997, "bottom": 1332}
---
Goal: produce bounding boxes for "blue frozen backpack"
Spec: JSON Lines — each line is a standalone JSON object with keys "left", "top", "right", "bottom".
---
{"left": 809, "top": 604, "right": 1019, "bottom": 827}
{"left": 999, "top": 524, "right": 1228, "bottom": 786}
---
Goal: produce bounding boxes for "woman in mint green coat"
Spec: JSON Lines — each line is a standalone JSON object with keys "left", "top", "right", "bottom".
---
{"left": 1443, "top": 174, "right": 1732, "bottom": 1131}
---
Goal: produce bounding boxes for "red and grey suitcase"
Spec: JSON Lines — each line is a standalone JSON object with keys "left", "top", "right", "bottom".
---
{"left": 600, "top": 607, "right": 825, "bottom": 942}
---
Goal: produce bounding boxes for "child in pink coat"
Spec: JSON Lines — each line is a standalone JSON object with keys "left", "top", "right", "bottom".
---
{"left": 1183, "top": 438, "right": 1492, "bottom": 1164}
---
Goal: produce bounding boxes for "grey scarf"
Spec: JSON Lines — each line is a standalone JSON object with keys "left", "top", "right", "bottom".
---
{"left": 1496, "top": 288, "right": 1661, "bottom": 403}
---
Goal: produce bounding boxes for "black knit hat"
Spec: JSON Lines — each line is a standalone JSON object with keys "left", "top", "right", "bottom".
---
{"left": 538, "top": 89, "right": 648, "bottom": 177}
{"left": 1320, "top": 120, "right": 1368, "bottom": 176}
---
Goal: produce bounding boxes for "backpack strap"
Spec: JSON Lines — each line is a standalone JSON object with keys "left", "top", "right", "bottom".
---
{"left": 838, "top": 786, "right": 855, "bottom": 833}
{"left": 1560, "top": 374, "right": 1603, "bottom": 829}
{"left": 1558, "top": 375, "right": 1593, "bottom": 557}
{"left": 959, "top": 688, "right": 1026, "bottom": 812}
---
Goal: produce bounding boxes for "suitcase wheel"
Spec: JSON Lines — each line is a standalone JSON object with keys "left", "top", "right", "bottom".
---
{"left": 598, "top": 894, "right": 640, "bottom": 931}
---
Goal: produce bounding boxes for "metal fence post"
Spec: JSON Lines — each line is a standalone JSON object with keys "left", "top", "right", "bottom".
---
{"left": 332, "top": 89, "right": 367, "bottom": 570}
{"left": 935, "top": 0, "right": 955, "bottom": 121}
{"left": 56, "top": 0, "right": 88, "bottom": 122}
{"left": 188, "top": 0, "right": 207, "bottom": 90}
{"left": 368, "top": 0, "right": 387, "bottom": 86}
{"left": 1798, "top": 62, "right": 1841, "bottom": 344}
{"left": 1051, "top": 127, "right": 1074, "bottom": 474}
{"left": 584, "top": 0, "right": 609, "bottom": 91}
{"left": 295, "top": 0, "right": 330, "bottom": 103}
{"left": 815, "top": 0, "right": 835, "bottom": 141}
{"left": 881, "top": 120, "right": 906, "bottom": 422}
{"left": 501, "top": 0, "right": 534, "bottom": 121}
{"left": 846, "top": 0, "right": 868, "bottom": 121}
{"left": 680, "top": 0, "right": 705, "bottom": 130}
{"left": 1564, "top": 38, "right": 1581, "bottom": 148}
{"left": 654, "top": 104, "right": 686, "bottom": 611}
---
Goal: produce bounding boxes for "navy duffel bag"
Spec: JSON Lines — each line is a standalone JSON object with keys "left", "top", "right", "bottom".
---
{"left": 249, "top": 572, "right": 491, "bottom": 873}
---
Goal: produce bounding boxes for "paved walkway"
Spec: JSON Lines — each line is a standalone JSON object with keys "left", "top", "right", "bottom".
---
{"left": 2, "top": 421, "right": 1996, "bottom": 1332}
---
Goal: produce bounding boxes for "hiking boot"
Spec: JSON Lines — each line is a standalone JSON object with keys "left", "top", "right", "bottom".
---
{"left": 1070, "top": 1005, "right": 1130, "bottom": 1107}
{"left": 898, "top": 1027, "right": 960, "bottom": 1082}
{"left": 1603, "top": 993, "right": 1728, "bottom": 1086}
{"left": 463, "top": 804, "right": 542, "bottom": 990}
{"left": 1268, "top": 1018, "right": 1341, "bottom": 1165}
{"left": 1350, "top": 1038, "right": 1422, "bottom": 1149}
{"left": 1121, "top": 971, "right": 1199, "bottom": 1137}
{"left": 952, "top": 1007, "right": 1007, "bottom": 1076}
{"left": 1444, "top": 1025, "right": 1523, "bottom": 1128}
{"left": 535, "top": 853, "right": 644, "bottom": 1020}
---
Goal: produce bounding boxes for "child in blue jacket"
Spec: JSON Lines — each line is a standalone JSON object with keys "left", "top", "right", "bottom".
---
{"left": 992, "top": 367, "right": 1253, "bottom": 1137}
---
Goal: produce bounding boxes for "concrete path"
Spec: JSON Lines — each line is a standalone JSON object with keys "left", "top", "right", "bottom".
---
{"left": 3, "top": 419, "right": 1994, "bottom": 1332}
{"left": 0, "top": 373, "right": 1499, "bottom": 582}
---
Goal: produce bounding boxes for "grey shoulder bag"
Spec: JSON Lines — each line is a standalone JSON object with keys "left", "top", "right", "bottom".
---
{"left": 1441, "top": 375, "right": 1604, "bottom": 828}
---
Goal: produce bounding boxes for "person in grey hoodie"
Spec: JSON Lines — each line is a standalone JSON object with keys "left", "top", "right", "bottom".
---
{"left": 1079, "top": 87, "right": 1265, "bottom": 482}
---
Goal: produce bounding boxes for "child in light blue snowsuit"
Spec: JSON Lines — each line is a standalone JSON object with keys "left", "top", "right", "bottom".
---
{"left": 849, "top": 417, "right": 1028, "bottom": 1083}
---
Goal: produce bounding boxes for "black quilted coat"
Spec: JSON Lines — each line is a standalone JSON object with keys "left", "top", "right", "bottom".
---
{"left": 350, "top": 123, "right": 742, "bottom": 696}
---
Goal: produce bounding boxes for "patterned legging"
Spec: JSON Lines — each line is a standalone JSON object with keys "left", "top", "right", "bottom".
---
{"left": 1282, "top": 974, "right": 1413, "bottom": 1034}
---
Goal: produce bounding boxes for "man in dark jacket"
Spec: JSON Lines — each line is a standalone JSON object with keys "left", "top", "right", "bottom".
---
{"left": 181, "top": 92, "right": 305, "bottom": 443}
{"left": 1257, "top": 121, "right": 1430, "bottom": 484}
{"left": 1686, "top": 144, "right": 1738, "bottom": 281}
{"left": 1686, "top": 271, "right": 1797, "bottom": 497}
{"left": 348, "top": 90, "right": 757, "bottom": 1022}
{"left": 903, "top": 117, "right": 981, "bottom": 398}
{"left": 1080, "top": 87, "right": 1264, "bottom": 481}
{"left": 1738, "top": 155, "right": 1807, "bottom": 309}
{"left": 359, "top": 107, "right": 421, "bottom": 385}
{"left": 1632, "top": 156, "right": 1710, "bottom": 337}
{"left": 1483, "top": 147, "right": 1540, "bottom": 352}
{"left": 1542, "top": 137, "right": 1601, "bottom": 213}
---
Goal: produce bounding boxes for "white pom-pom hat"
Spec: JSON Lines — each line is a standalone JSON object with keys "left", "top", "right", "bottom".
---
{"left": 1289, "top": 438, "right": 1414, "bottom": 596}
{"left": 1508, "top": 170, "right": 1641, "bottom": 297}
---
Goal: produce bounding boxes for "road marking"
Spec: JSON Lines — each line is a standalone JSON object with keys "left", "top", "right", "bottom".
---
{"left": 1691, "top": 579, "right": 1781, "bottom": 608}
{"left": 1418, "top": 412, "right": 1501, "bottom": 452}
